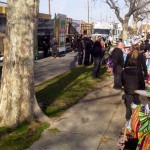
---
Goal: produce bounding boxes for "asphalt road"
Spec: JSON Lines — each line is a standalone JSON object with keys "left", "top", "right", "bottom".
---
{"left": 0, "top": 52, "right": 78, "bottom": 85}
{"left": 34, "top": 51, "right": 78, "bottom": 85}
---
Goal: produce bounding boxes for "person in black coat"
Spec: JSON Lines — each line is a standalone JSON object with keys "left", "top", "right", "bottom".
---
{"left": 144, "top": 34, "right": 150, "bottom": 52}
{"left": 122, "top": 48, "right": 145, "bottom": 121}
{"left": 92, "top": 37, "right": 104, "bottom": 79}
{"left": 77, "top": 37, "right": 84, "bottom": 65}
{"left": 111, "top": 42, "right": 124, "bottom": 89}
{"left": 125, "top": 44, "right": 148, "bottom": 79}
{"left": 43, "top": 38, "right": 49, "bottom": 58}
{"left": 84, "top": 38, "right": 92, "bottom": 66}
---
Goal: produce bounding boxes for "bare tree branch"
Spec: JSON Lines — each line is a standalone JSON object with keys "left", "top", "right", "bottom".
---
{"left": 106, "top": 0, "right": 123, "bottom": 23}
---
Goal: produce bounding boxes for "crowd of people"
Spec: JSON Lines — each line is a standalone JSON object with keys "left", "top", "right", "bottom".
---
{"left": 106, "top": 35, "right": 150, "bottom": 150}
{"left": 75, "top": 35, "right": 110, "bottom": 79}
{"left": 77, "top": 33, "right": 150, "bottom": 149}
{"left": 40, "top": 33, "right": 150, "bottom": 149}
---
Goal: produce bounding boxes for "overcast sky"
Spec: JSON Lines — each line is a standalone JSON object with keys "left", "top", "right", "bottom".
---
{"left": 0, "top": 0, "right": 119, "bottom": 23}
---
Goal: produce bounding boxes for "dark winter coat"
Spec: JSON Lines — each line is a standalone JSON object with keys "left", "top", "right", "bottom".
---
{"left": 111, "top": 48, "right": 124, "bottom": 68}
{"left": 85, "top": 40, "right": 92, "bottom": 54}
{"left": 125, "top": 52, "right": 148, "bottom": 78}
{"left": 121, "top": 66, "right": 145, "bottom": 94}
{"left": 92, "top": 41, "right": 103, "bottom": 58}
{"left": 144, "top": 40, "right": 150, "bottom": 51}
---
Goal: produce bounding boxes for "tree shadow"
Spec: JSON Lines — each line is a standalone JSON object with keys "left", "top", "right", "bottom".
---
{"left": 36, "top": 66, "right": 107, "bottom": 117}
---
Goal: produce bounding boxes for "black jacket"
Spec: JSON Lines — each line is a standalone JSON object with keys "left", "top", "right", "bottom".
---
{"left": 85, "top": 40, "right": 92, "bottom": 54}
{"left": 125, "top": 52, "right": 148, "bottom": 78}
{"left": 121, "top": 66, "right": 145, "bottom": 94}
{"left": 144, "top": 40, "right": 150, "bottom": 51}
{"left": 111, "top": 48, "right": 124, "bottom": 67}
{"left": 92, "top": 41, "right": 103, "bottom": 58}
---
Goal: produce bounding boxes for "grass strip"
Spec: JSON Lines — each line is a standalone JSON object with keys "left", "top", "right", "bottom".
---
{"left": 36, "top": 65, "right": 108, "bottom": 117}
{"left": 0, "top": 122, "right": 49, "bottom": 150}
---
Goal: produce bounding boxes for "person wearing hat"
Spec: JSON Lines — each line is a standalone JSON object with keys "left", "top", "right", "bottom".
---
{"left": 118, "top": 90, "right": 150, "bottom": 150}
{"left": 111, "top": 42, "right": 124, "bottom": 89}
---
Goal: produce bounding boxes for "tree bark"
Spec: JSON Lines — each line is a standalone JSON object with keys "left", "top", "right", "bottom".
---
{"left": 132, "top": 17, "right": 138, "bottom": 36}
{"left": 0, "top": 0, "right": 50, "bottom": 128}
{"left": 122, "top": 19, "right": 129, "bottom": 41}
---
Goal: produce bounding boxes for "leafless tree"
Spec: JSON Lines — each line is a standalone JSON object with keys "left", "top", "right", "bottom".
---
{"left": 94, "top": 0, "right": 150, "bottom": 40}
{"left": 0, "top": 0, "right": 50, "bottom": 128}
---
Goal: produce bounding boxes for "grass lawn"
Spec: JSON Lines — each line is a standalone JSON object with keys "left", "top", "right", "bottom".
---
{"left": 36, "top": 65, "right": 108, "bottom": 117}
{"left": 0, "top": 65, "right": 108, "bottom": 150}
{"left": 0, "top": 122, "right": 49, "bottom": 150}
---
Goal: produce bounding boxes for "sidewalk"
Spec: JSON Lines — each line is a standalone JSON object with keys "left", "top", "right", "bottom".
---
{"left": 27, "top": 77, "right": 126, "bottom": 150}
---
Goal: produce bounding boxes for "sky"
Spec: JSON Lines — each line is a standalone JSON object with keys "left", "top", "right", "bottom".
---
{"left": 0, "top": 0, "right": 119, "bottom": 23}
{"left": 40, "top": 0, "right": 119, "bottom": 23}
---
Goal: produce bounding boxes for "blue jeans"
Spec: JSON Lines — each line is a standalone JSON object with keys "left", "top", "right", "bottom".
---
{"left": 93, "top": 57, "right": 101, "bottom": 78}
{"left": 113, "top": 65, "right": 123, "bottom": 89}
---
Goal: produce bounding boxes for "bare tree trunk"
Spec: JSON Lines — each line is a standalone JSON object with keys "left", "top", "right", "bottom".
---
{"left": 132, "top": 18, "right": 138, "bottom": 36}
{"left": 122, "top": 19, "right": 129, "bottom": 41}
{"left": 0, "top": 0, "right": 50, "bottom": 128}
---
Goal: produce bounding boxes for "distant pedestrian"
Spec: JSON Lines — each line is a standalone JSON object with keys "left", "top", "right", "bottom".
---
{"left": 90, "top": 36, "right": 94, "bottom": 64}
{"left": 42, "top": 38, "right": 49, "bottom": 58}
{"left": 51, "top": 37, "right": 59, "bottom": 58}
{"left": 111, "top": 42, "right": 124, "bottom": 89}
{"left": 77, "top": 37, "right": 84, "bottom": 65}
{"left": 92, "top": 37, "right": 104, "bottom": 79}
{"left": 84, "top": 38, "right": 92, "bottom": 66}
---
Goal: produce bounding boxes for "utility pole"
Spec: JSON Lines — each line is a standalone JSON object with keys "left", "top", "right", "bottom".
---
{"left": 48, "top": 0, "right": 51, "bottom": 15}
{"left": 88, "top": 0, "right": 89, "bottom": 23}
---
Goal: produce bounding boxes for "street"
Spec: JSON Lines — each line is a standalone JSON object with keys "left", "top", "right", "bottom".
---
{"left": 0, "top": 52, "right": 78, "bottom": 85}
{"left": 34, "top": 52, "right": 78, "bottom": 85}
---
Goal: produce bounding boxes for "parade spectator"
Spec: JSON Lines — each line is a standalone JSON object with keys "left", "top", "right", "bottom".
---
{"left": 84, "top": 37, "right": 92, "bottom": 66}
{"left": 125, "top": 44, "right": 148, "bottom": 79}
{"left": 121, "top": 53, "right": 145, "bottom": 121}
{"left": 140, "top": 40, "right": 145, "bottom": 52}
{"left": 107, "top": 41, "right": 117, "bottom": 77}
{"left": 90, "top": 36, "right": 95, "bottom": 64}
{"left": 111, "top": 42, "right": 124, "bottom": 89}
{"left": 92, "top": 37, "right": 103, "bottom": 79}
{"left": 42, "top": 38, "right": 49, "bottom": 58}
{"left": 118, "top": 90, "right": 150, "bottom": 150}
{"left": 146, "top": 49, "right": 150, "bottom": 75}
{"left": 77, "top": 37, "right": 84, "bottom": 65}
{"left": 144, "top": 34, "right": 150, "bottom": 52}
{"left": 51, "top": 37, "right": 59, "bottom": 58}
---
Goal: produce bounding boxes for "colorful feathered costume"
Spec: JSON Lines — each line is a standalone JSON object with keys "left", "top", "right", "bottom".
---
{"left": 122, "top": 104, "right": 150, "bottom": 150}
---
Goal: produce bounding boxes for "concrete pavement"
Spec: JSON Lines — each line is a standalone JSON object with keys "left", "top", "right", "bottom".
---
{"left": 0, "top": 52, "right": 78, "bottom": 83}
{"left": 34, "top": 52, "right": 78, "bottom": 85}
{"left": 27, "top": 77, "right": 126, "bottom": 150}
